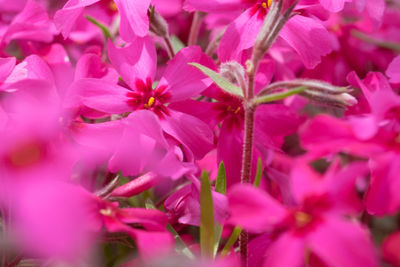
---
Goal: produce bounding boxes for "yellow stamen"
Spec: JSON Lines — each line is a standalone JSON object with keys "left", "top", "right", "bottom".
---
{"left": 261, "top": 2, "right": 268, "bottom": 8}
{"left": 9, "top": 143, "right": 41, "bottom": 168}
{"left": 109, "top": 1, "right": 118, "bottom": 12}
{"left": 268, "top": 0, "right": 273, "bottom": 7}
{"left": 100, "top": 208, "right": 112, "bottom": 216}
{"left": 147, "top": 97, "right": 155, "bottom": 108}
{"left": 234, "top": 107, "right": 241, "bottom": 114}
{"left": 295, "top": 212, "right": 312, "bottom": 228}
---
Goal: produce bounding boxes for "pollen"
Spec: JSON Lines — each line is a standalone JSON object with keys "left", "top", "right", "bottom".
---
{"left": 234, "top": 107, "right": 241, "bottom": 114}
{"left": 261, "top": 2, "right": 268, "bottom": 8}
{"left": 295, "top": 211, "right": 312, "bottom": 228}
{"left": 268, "top": 0, "right": 273, "bottom": 7}
{"left": 109, "top": 1, "right": 118, "bottom": 12}
{"left": 145, "top": 97, "right": 155, "bottom": 108}
{"left": 100, "top": 208, "right": 112, "bottom": 216}
{"left": 9, "top": 142, "right": 42, "bottom": 168}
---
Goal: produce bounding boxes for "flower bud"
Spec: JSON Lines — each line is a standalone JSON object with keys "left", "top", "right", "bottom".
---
{"left": 148, "top": 6, "right": 169, "bottom": 37}
{"left": 301, "top": 90, "right": 358, "bottom": 107}
{"left": 220, "top": 61, "right": 245, "bottom": 84}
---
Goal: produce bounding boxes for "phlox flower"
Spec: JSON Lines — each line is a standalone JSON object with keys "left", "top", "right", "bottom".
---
{"left": 72, "top": 37, "right": 215, "bottom": 174}
{"left": 184, "top": 0, "right": 332, "bottom": 68}
{"left": 85, "top": 189, "right": 174, "bottom": 258}
{"left": 300, "top": 72, "right": 400, "bottom": 215}
{"left": 0, "top": 0, "right": 56, "bottom": 48}
{"left": 227, "top": 160, "right": 377, "bottom": 267}
{"left": 172, "top": 59, "right": 301, "bottom": 186}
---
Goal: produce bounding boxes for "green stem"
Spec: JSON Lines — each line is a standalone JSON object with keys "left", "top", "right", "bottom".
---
{"left": 352, "top": 30, "right": 400, "bottom": 52}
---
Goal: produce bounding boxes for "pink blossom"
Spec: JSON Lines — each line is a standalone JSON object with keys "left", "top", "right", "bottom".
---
{"left": 227, "top": 160, "right": 377, "bottom": 267}
{"left": 85, "top": 190, "right": 174, "bottom": 258}
{"left": 185, "top": 0, "right": 332, "bottom": 68}
{"left": 0, "top": 0, "right": 56, "bottom": 47}
{"left": 73, "top": 38, "right": 214, "bottom": 164}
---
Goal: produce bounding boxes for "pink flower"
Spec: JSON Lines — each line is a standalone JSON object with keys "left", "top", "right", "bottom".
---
{"left": 73, "top": 38, "right": 214, "bottom": 165}
{"left": 85, "top": 190, "right": 174, "bottom": 258}
{"left": 185, "top": 0, "right": 332, "bottom": 68}
{"left": 386, "top": 55, "right": 400, "bottom": 84}
{"left": 227, "top": 160, "right": 377, "bottom": 267}
{"left": 54, "top": 0, "right": 152, "bottom": 41}
{"left": 0, "top": 0, "right": 56, "bottom": 47}
{"left": 300, "top": 72, "right": 400, "bottom": 215}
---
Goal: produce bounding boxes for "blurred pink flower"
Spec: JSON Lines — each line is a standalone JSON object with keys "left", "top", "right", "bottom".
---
{"left": 227, "top": 160, "right": 377, "bottom": 267}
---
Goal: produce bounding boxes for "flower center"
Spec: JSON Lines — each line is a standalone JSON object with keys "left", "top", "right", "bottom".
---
{"left": 294, "top": 211, "right": 312, "bottom": 228}
{"left": 99, "top": 208, "right": 113, "bottom": 216}
{"left": 213, "top": 92, "right": 244, "bottom": 130}
{"left": 262, "top": 0, "right": 272, "bottom": 9}
{"left": 249, "top": 0, "right": 272, "bottom": 18}
{"left": 4, "top": 140, "right": 44, "bottom": 169}
{"left": 99, "top": 0, "right": 118, "bottom": 15}
{"left": 126, "top": 77, "right": 171, "bottom": 119}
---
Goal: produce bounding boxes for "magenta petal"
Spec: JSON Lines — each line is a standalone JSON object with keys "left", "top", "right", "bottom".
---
{"left": 119, "top": 208, "right": 169, "bottom": 230}
{"left": 54, "top": 0, "right": 100, "bottom": 39}
{"left": 309, "top": 216, "right": 378, "bottom": 267}
{"left": 227, "top": 184, "right": 287, "bottom": 232}
{"left": 279, "top": 15, "right": 332, "bottom": 69}
{"left": 184, "top": 0, "right": 247, "bottom": 12}
{"left": 111, "top": 172, "right": 163, "bottom": 197}
{"left": 386, "top": 55, "right": 400, "bottom": 84}
{"left": 299, "top": 115, "right": 374, "bottom": 156}
{"left": 255, "top": 104, "right": 300, "bottom": 149}
{"left": 365, "top": 153, "right": 400, "bottom": 215}
{"left": 107, "top": 38, "right": 156, "bottom": 88}
{"left": 319, "top": 0, "right": 346, "bottom": 12}
{"left": 114, "top": 0, "right": 151, "bottom": 40}
{"left": 2, "top": 0, "right": 56, "bottom": 44}
{"left": 0, "top": 57, "right": 16, "bottom": 83}
{"left": 12, "top": 180, "right": 91, "bottom": 259}
{"left": 159, "top": 46, "right": 215, "bottom": 102}
{"left": 262, "top": 233, "right": 305, "bottom": 267}
{"left": 71, "top": 119, "right": 123, "bottom": 154}
{"left": 217, "top": 9, "right": 263, "bottom": 62}
{"left": 74, "top": 53, "right": 118, "bottom": 82}
{"left": 168, "top": 100, "right": 220, "bottom": 129}
{"left": 161, "top": 111, "right": 214, "bottom": 160}
{"left": 248, "top": 234, "right": 272, "bottom": 267}
{"left": 108, "top": 110, "right": 170, "bottom": 176}
{"left": 72, "top": 78, "right": 131, "bottom": 114}
{"left": 128, "top": 229, "right": 174, "bottom": 258}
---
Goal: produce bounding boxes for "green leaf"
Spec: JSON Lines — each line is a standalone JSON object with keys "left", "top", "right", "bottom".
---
{"left": 221, "top": 226, "right": 242, "bottom": 256}
{"left": 189, "top": 63, "right": 243, "bottom": 98}
{"left": 200, "top": 171, "right": 215, "bottom": 258}
{"left": 213, "top": 162, "right": 226, "bottom": 256}
{"left": 215, "top": 162, "right": 227, "bottom": 195}
{"left": 85, "top": 15, "right": 113, "bottom": 40}
{"left": 253, "top": 158, "right": 263, "bottom": 187}
{"left": 171, "top": 35, "right": 185, "bottom": 54}
{"left": 254, "top": 86, "right": 306, "bottom": 105}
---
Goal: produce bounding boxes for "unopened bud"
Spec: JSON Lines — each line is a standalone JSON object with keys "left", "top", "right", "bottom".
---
{"left": 220, "top": 61, "right": 245, "bottom": 84}
{"left": 260, "top": 79, "right": 348, "bottom": 96}
{"left": 148, "top": 6, "right": 169, "bottom": 37}
{"left": 301, "top": 90, "right": 358, "bottom": 108}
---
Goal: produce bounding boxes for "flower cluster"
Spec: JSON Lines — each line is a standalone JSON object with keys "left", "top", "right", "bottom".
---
{"left": 0, "top": 0, "right": 399, "bottom": 266}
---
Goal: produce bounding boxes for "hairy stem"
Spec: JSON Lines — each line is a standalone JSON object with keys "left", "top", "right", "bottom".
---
{"left": 188, "top": 11, "right": 205, "bottom": 46}
{"left": 163, "top": 36, "right": 176, "bottom": 59}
